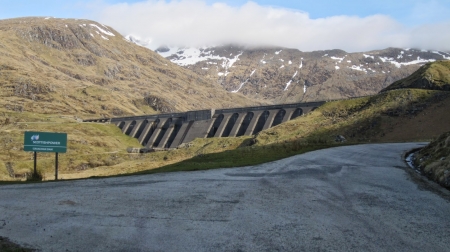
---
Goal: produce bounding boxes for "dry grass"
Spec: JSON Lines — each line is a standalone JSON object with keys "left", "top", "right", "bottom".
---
{"left": 0, "top": 17, "right": 264, "bottom": 120}
{"left": 414, "top": 131, "right": 450, "bottom": 188}
{"left": 382, "top": 60, "right": 450, "bottom": 91}
{"left": 255, "top": 89, "right": 450, "bottom": 146}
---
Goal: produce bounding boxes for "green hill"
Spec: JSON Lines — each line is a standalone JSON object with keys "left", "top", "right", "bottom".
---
{"left": 381, "top": 60, "right": 450, "bottom": 92}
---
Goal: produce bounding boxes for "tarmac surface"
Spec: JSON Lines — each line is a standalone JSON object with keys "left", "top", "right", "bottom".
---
{"left": 1, "top": 143, "right": 450, "bottom": 251}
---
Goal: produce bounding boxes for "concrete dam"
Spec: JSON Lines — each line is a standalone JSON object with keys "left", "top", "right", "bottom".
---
{"left": 84, "top": 101, "right": 325, "bottom": 149}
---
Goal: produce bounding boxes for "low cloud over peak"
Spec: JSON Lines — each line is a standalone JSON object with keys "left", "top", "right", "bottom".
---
{"left": 93, "top": 0, "right": 450, "bottom": 52}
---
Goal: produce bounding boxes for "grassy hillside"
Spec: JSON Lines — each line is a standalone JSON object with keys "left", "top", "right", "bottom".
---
{"left": 256, "top": 89, "right": 450, "bottom": 145}
{"left": 381, "top": 60, "right": 450, "bottom": 92}
{"left": 413, "top": 132, "right": 450, "bottom": 189}
{"left": 0, "top": 17, "right": 262, "bottom": 119}
{"left": 2, "top": 88, "right": 449, "bottom": 181}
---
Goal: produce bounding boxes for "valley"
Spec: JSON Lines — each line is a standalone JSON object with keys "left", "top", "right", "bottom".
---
{"left": 0, "top": 17, "right": 449, "bottom": 187}
{"left": 0, "top": 15, "right": 449, "bottom": 252}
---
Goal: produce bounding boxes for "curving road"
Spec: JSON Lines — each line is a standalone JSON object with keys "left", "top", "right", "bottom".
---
{"left": 1, "top": 143, "right": 450, "bottom": 251}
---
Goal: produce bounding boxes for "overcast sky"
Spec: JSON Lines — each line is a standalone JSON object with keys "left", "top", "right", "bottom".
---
{"left": 1, "top": 0, "right": 450, "bottom": 52}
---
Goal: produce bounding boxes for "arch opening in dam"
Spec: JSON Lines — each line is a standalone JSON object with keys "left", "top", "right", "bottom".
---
{"left": 118, "top": 121, "right": 126, "bottom": 131}
{"left": 253, "top": 110, "right": 270, "bottom": 135}
{"left": 272, "top": 109, "right": 286, "bottom": 127}
{"left": 291, "top": 108, "right": 303, "bottom": 120}
{"left": 152, "top": 118, "right": 172, "bottom": 148}
{"left": 236, "top": 112, "right": 254, "bottom": 137}
{"left": 134, "top": 120, "right": 149, "bottom": 139}
{"left": 222, "top": 113, "right": 239, "bottom": 137}
{"left": 125, "top": 121, "right": 136, "bottom": 135}
{"left": 163, "top": 118, "right": 183, "bottom": 148}
{"left": 142, "top": 119, "right": 160, "bottom": 146}
{"left": 208, "top": 114, "right": 224, "bottom": 138}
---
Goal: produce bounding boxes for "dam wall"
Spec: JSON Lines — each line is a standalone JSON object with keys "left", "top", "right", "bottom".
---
{"left": 84, "top": 101, "right": 325, "bottom": 149}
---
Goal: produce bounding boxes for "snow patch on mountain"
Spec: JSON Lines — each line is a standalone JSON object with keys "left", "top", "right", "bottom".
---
{"left": 432, "top": 51, "right": 450, "bottom": 60}
{"left": 223, "top": 52, "right": 243, "bottom": 69}
{"left": 125, "top": 35, "right": 153, "bottom": 47}
{"left": 232, "top": 79, "right": 248, "bottom": 93}
{"left": 89, "top": 24, "right": 115, "bottom": 36}
{"left": 155, "top": 46, "right": 244, "bottom": 68}
{"left": 331, "top": 56, "right": 345, "bottom": 63}
{"left": 349, "top": 65, "right": 368, "bottom": 73}
{"left": 379, "top": 56, "right": 436, "bottom": 68}
{"left": 284, "top": 80, "right": 292, "bottom": 91}
{"left": 284, "top": 71, "right": 298, "bottom": 91}
{"left": 231, "top": 69, "right": 257, "bottom": 93}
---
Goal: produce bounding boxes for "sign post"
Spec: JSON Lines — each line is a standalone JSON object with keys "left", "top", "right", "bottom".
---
{"left": 34, "top": 152, "right": 37, "bottom": 176}
{"left": 24, "top": 131, "right": 67, "bottom": 180}
{"left": 55, "top": 153, "right": 59, "bottom": 180}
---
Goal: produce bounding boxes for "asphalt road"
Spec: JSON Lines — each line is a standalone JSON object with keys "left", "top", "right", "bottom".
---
{"left": 1, "top": 143, "right": 450, "bottom": 252}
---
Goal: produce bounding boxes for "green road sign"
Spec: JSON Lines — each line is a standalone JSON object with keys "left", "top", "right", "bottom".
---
{"left": 24, "top": 131, "right": 67, "bottom": 153}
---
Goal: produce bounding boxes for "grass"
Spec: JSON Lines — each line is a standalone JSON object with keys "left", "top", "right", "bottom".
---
{"left": 0, "top": 236, "right": 35, "bottom": 252}
{"left": 133, "top": 142, "right": 334, "bottom": 175}
{"left": 382, "top": 60, "right": 450, "bottom": 91}
{"left": 2, "top": 88, "right": 449, "bottom": 182}
{"left": 413, "top": 131, "right": 450, "bottom": 189}
{"left": 0, "top": 110, "right": 143, "bottom": 180}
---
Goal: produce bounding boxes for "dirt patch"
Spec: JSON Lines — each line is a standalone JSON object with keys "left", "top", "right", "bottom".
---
{"left": 379, "top": 96, "right": 450, "bottom": 142}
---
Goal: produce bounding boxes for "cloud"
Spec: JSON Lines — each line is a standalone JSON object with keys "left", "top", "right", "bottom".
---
{"left": 92, "top": 0, "right": 450, "bottom": 52}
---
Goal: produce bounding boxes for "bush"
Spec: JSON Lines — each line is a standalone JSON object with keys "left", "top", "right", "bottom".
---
{"left": 26, "top": 170, "right": 43, "bottom": 181}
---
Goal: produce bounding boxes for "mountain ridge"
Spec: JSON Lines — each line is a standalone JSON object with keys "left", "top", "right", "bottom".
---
{"left": 153, "top": 44, "right": 450, "bottom": 103}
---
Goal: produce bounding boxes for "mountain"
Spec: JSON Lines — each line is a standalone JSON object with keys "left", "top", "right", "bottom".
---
{"left": 0, "top": 17, "right": 262, "bottom": 118}
{"left": 154, "top": 45, "right": 450, "bottom": 103}
{"left": 381, "top": 60, "right": 450, "bottom": 92}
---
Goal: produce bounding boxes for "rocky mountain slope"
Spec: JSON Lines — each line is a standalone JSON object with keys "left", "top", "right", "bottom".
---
{"left": 154, "top": 44, "right": 450, "bottom": 103}
{"left": 0, "top": 18, "right": 262, "bottom": 118}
